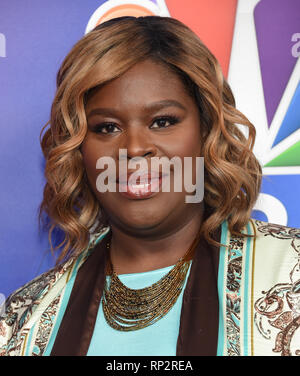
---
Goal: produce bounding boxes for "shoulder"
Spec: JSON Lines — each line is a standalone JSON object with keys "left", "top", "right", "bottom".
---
{"left": 0, "top": 256, "right": 75, "bottom": 355}
{"left": 249, "top": 218, "right": 300, "bottom": 252}
{"left": 221, "top": 218, "right": 300, "bottom": 288}
{"left": 1, "top": 226, "right": 110, "bottom": 322}
{"left": 248, "top": 219, "right": 300, "bottom": 288}
{"left": 0, "top": 227, "right": 110, "bottom": 355}
{"left": 221, "top": 218, "right": 300, "bottom": 256}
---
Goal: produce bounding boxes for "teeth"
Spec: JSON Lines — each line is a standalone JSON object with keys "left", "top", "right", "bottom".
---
{"left": 130, "top": 183, "right": 150, "bottom": 189}
{"left": 118, "top": 177, "right": 161, "bottom": 196}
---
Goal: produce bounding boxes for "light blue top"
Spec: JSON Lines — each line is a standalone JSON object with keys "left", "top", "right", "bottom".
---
{"left": 87, "top": 262, "right": 192, "bottom": 356}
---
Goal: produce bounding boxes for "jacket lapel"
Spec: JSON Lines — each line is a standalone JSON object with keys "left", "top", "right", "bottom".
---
{"left": 50, "top": 231, "right": 111, "bottom": 356}
{"left": 176, "top": 229, "right": 220, "bottom": 355}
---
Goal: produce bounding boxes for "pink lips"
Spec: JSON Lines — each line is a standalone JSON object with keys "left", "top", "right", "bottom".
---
{"left": 117, "top": 172, "right": 163, "bottom": 199}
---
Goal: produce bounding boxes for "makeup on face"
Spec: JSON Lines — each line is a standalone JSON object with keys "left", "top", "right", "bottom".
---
{"left": 81, "top": 59, "right": 202, "bottom": 231}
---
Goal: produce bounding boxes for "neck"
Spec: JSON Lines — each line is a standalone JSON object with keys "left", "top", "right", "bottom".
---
{"left": 107, "top": 205, "right": 204, "bottom": 275}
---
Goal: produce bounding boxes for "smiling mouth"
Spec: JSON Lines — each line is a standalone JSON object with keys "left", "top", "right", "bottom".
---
{"left": 117, "top": 173, "right": 165, "bottom": 199}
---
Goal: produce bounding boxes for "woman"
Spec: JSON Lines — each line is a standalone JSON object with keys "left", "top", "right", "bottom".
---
{"left": 1, "top": 16, "right": 299, "bottom": 357}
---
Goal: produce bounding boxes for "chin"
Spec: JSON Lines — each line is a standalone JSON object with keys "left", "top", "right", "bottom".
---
{"left": 104, "top": 202, "right": 172, "bottom": 234}
{"left": 116, "top": 208, "right": 168, "bottom": 232}
{"left": 98, "top": 191, "right": 184, "bottom": 233}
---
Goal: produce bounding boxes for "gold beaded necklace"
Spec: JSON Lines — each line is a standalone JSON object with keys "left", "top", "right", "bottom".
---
{"left": 102, "top": 230, "right": 201, "bottom": 331}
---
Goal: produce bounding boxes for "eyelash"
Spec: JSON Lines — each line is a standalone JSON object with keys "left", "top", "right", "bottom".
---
{"left": 91, "top": 115, "right": 180, "bottom": 134}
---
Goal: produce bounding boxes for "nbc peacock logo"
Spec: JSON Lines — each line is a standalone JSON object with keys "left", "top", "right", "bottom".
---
{"left": 85, "top": 0, "right": 170, "bottom": 33}
{"left": 228, "top": 0, "right": 300, "bottom": 226}
{"left": 85, "top": 0, "right": 300, "bottom": 227}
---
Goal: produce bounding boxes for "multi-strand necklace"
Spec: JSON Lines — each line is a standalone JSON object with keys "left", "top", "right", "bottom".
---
{"left": 102, "top": 231, "right": 200, "bottom": 331}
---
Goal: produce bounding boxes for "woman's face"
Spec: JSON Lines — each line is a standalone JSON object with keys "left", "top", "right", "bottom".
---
{"left": 81, "top": 59, "right": 203, "bottom": 235}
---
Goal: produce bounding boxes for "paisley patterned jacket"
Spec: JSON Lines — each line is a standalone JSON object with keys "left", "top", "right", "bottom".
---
{"left": 0, "top": 219, "right": 300, "bottom": 356}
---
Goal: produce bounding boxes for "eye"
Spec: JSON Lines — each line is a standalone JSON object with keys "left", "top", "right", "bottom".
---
{"left": 91, "top": 123, "right": 121, "bottom": 134}
{"left": 150, "top": 115, "right": 180, "bottom": 129}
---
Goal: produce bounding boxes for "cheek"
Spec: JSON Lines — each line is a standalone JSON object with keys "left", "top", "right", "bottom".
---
{"left": 81, "top": 140, "right": 96, "bottom": 172}
{"left": 81, "top": 137, "right": 119, "bottom": 199}
{"left": 170, "top": 117, "right": 201, "bottom": 158}
{"left": 81, "top": 138, "right": 103, "bottom": 191}
{"left": 166, "top": 132, "right": 201, "bottom": 159}
{"left": 166, "top": 132, "right": 202, "bottom": 188}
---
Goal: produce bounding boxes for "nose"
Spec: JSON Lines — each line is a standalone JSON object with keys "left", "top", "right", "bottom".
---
{"left": 119, "top": 126, "right": 157, "bottom": 160}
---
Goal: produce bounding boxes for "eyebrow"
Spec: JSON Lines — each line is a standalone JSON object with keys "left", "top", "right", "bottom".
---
{"left": 86, "top": 99, "right": 187, "bottom": 119}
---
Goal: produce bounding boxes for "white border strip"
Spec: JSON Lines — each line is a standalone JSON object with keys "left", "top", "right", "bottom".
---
{"left": 85, "top": 0, "right": 161, "bottom": 34}
{"left": 266, "top": 57, "right": 300, "bottom": 154}
{"left": 262, "top": 166, "right": 300, "bottom": 175}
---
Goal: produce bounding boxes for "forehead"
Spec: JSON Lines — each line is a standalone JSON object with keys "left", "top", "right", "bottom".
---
{"left": 85, "top": 59, "right": 196, "bottom": 111}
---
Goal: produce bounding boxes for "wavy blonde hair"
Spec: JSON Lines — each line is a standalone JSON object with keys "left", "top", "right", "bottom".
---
{"left": 39, "top": 16, "right": 262, "bottom": 263}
